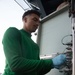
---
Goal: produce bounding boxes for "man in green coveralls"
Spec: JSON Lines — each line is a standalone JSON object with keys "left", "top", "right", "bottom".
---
{"left": 2, "top": 10, "right": 66, "bottom": 75}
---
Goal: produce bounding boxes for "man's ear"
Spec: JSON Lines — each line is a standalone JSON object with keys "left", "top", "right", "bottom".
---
{"left": 22, "top": 17, "right": 27, "bottom": 22}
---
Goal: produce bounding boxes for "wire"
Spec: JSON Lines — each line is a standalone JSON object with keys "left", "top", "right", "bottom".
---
{"left": 61, "top": 34, "right": 72, "bottom": 45}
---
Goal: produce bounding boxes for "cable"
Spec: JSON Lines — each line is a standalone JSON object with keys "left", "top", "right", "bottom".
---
{"left": 61, "top": 34, "right": 72, "bottom": 45}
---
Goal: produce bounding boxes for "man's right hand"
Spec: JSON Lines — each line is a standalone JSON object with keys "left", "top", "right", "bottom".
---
{"left": 52, "top": 54, "right": 66, "bottom": 69}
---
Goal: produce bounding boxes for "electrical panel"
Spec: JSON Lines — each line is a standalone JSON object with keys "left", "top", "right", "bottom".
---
{"left": 37, "top": 6, "right": 73, "bottom": 75}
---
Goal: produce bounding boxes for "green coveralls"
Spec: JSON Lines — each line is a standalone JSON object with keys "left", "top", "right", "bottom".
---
{"left": 2, "top": 27, "right": 53, "bottom": 75}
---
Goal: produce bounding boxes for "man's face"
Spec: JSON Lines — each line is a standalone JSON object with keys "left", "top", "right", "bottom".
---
{"left": 23, "top": 13, "right": 40, "bottom": 33}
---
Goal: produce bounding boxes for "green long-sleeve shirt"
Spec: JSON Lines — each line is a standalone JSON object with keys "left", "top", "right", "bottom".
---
{"left": 2, "top": 27, "right": 53, "bottom": 75}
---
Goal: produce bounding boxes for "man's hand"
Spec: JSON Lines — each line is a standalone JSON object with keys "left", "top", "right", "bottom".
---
{"left": 52, "top": 54, "right": 66, "bottom": 69}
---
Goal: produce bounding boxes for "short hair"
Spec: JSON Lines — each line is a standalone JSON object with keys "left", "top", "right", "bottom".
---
{"left": 22, "top": 10, "right": 41, "bottom": 20}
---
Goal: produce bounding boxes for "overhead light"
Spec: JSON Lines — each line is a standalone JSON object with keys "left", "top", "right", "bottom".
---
{"left": 14, "top": 0, "right": 31, "bottom": 11}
